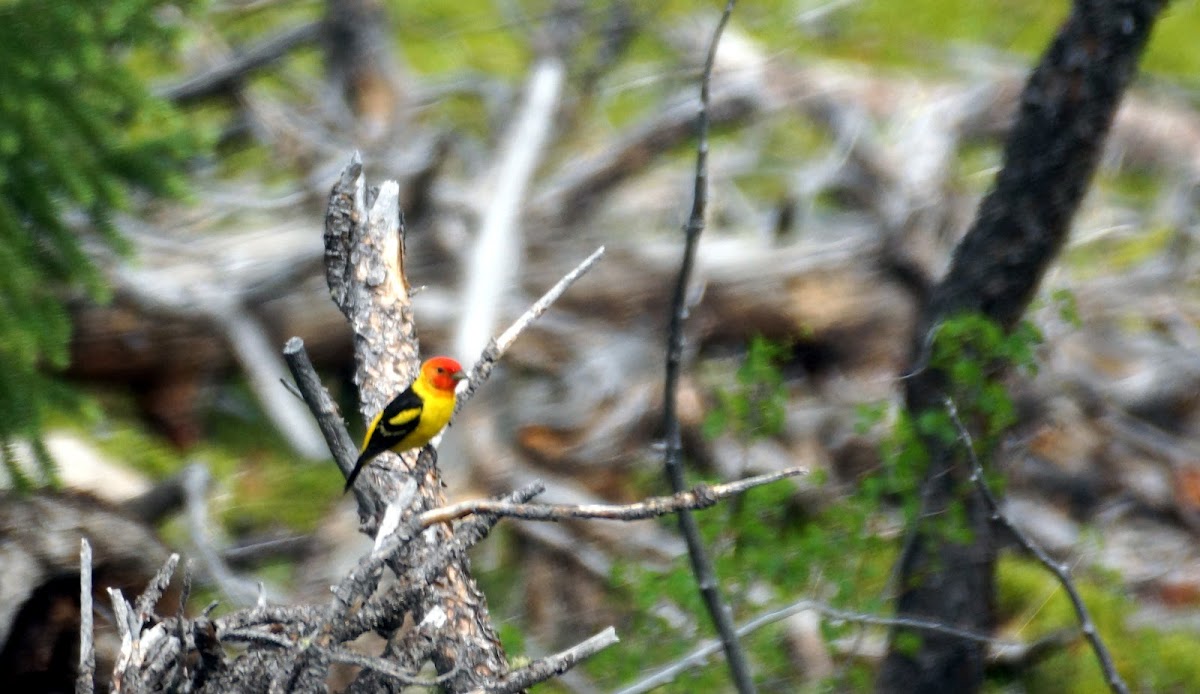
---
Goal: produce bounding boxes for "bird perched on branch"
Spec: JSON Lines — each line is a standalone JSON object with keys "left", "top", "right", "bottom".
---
{"left": 344, "top": 356, "right": 467, "bottom": 493}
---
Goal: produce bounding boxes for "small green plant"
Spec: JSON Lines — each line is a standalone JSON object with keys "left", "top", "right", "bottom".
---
{"left": 863, "top": 313, "right": 1042, "bottom": 545}
{"left": 589, "top": 315, "right": 1050, "bottom": 689}
{"left": 1047, "top": 288, "right": 1082, "bottom": 328}
{"left": 926, "top": 313, "right": 1040, "bottom": 443}
{"left": 703, "top": 336, "right": 790, "bottom": 441}
{"left": 584, "top": 336, "right": 900, "bottom": 688}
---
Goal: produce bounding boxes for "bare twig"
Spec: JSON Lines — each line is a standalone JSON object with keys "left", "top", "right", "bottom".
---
{"left": 278, "top": 481, "right": 419, "bottom": 690}
{"left": 77, "top": 539, "right": 95, "bottom": 694}
{"left": 282, "top": 337, "right": 379, "bottom": 518}
{"left": 134, "top": 553, "right": 180, "bottom": 620}
{"left": 122, "top": 469, "right": 188, "bottom": 524}
{"left": 658, "top": 3, "right": 752, "bottom": 692}
{"left": 333, "top": 482, "right": 419, "bottom": 622}
{"left": 221, "top": 629, "right": 457, "bottom": 687}
{"left": 944, "top": 397, "right": 1129, "bottom": 694}
{"left": 617, "top": 599, "right": 1025, "bottom": 694}
{"left": 420, "top": 467, "right": 804, "bottom": 526}
{"left": 173, "top": 561, "right": 192, "bottom": 692}
{"left": 222, "top": 627, "right": 297, "bottom": 649}
{"left": 456, "top": 245, "right": 606, "bottom": 410}
{"left": 468, "top": 627, "right": 620, "bottom": 694}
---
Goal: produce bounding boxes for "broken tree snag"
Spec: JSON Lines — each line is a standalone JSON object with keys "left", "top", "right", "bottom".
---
{"left": 322, "top": 155, "right": 512, "bottom": 689}
{"left": 879, "top": 1, "right": 1168, "bottom": 693}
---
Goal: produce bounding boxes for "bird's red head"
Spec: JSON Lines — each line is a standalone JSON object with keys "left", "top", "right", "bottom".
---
{"left": 420, "top": 356, "right": 466, "bottom": 393}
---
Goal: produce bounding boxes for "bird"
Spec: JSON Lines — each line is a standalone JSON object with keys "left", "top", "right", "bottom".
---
{"left": 344, "top": 356, "right": 467, "bottom": 493}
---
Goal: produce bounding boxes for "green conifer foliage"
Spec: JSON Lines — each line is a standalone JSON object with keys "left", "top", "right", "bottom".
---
{"left": 0, "top": 0, "right": 198, "bottom": 489}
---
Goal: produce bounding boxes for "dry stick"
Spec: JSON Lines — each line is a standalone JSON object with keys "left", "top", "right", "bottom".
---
{"left": 135, "top": 553, "right": 181, "bottom": 620}
{"left": 467, "top": 627, "right": 620, "bottom": 694}
{"left": 617, "top": 599, "right": 1027, "bottom": 694}
{"left": 332, "top": 487, "right": 545, "bottom": 646}
{"left": 172, "top": 561, "right": 193, "bottom": 693}
{"left": 944, "top": 397, "right": 1129, "bottom": 694}
{"left": 161, "top": 22, "right": 322, "bottom": 104}
{"left": 211, "top": 304, "right": 329, "bottom": 458}
{"left": 282, "top": 337, "right": 379, "bottom": 518}
{"left": 420, "top": 467, "right": 805, "bottom": 526}
{"left": 659, "top": 3, "right": 753, "bottom": 693}
{"left": 330, "top": 482, "right": 419, "bottom": 623}
{"left": 276, "top": 481, "right": 419, "bottom": 693}
{"left": 77, "top": 539, "right": 95, "bottom": 694}
{"left": 107, "top": 554, "right": 180, "bottom": 688}
{"left": 455, "top": 245, "right": 606, "bottom": 411}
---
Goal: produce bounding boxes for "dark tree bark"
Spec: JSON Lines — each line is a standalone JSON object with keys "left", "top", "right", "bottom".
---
{"left": 877, "top": 1, "right": 1167, "bottom": 692}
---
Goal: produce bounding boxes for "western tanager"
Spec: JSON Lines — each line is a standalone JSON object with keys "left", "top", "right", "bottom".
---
{"left": 344, "top": 356, "right": 467, "bottom": 492}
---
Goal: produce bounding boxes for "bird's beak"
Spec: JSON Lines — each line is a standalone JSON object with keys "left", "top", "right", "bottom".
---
{"left": 452, "top": 371, "right": 468, "bottom": 382}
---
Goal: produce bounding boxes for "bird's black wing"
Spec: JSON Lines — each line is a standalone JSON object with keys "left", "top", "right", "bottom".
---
{"left": 344, "top": 386, "right": 424, "bottom": 493}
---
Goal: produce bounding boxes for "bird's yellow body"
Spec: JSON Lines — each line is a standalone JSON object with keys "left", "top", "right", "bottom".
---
{"left": 344, "top": 356, "right": 466, "bottom": 492}
{"left": 363, "top": 375, "right": 457, "bottom": 452}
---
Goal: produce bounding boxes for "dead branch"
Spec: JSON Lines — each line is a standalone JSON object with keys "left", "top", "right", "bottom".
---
{"left": 282, "top": 336, "right": 380, "bottom": 519}
{"left": 531, "top": 74, "right": 763, "bottom": 227}
{"left": 77, "top": 539, "right": 94, "bottom": 694}
{"left": 456, "top": 245, "right": 607, "bottom": 411}
{"left": 181, "top": 464, "right": 267, "bottom": 607}
{"left": 108, "top": 554, "right": 182, "bottom": 693}
{"left": 469, "top": 627, "right": 620, "bottom": 694}
{"left": 420, "top": 467, "right": 805, "bottom": 526}
{"left": 108, "top": 261, "right": 327, "bottom": 459}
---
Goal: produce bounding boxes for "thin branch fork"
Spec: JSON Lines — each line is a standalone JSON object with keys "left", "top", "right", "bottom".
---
{"left": 944, "top": 397, "right": 1130, "bottom": 694}
{"left": 419, "top": 467, "right": 806, "bottom": 526}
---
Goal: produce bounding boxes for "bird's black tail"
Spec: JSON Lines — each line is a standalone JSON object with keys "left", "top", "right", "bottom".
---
{"left": 343, "top": 450, "right": 372, "bottom": 494}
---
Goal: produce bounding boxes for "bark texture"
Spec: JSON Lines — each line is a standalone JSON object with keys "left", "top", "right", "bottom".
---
{"left": 323, "top": 157, "right": 512, "bottom": 690}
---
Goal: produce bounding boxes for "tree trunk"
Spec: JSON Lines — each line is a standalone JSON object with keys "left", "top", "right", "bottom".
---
{"left": 877, "top": 1, "right": 1167, "bottom": 691}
